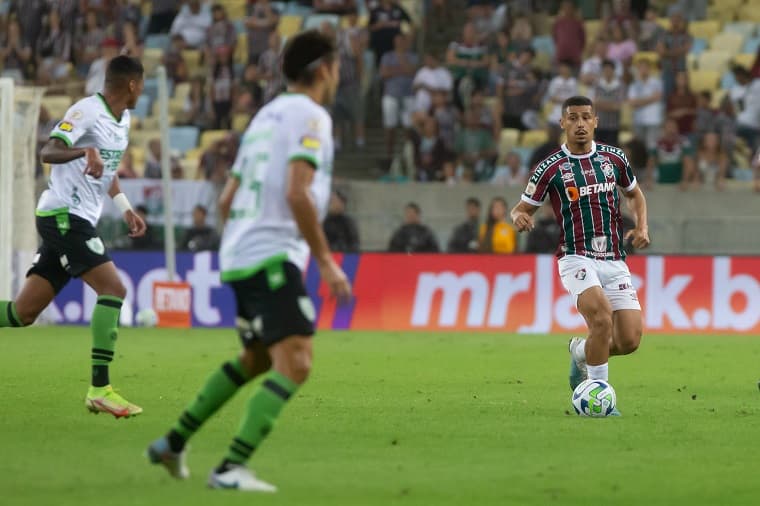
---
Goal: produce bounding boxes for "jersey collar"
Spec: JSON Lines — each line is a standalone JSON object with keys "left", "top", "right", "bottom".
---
{"left": 97, "top": 93, "right": 122, "bottom": 122}
{"left": 561, "top": 141, "right": 597, "bottom": 159}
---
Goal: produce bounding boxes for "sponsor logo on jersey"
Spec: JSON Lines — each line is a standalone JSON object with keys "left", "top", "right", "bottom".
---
{"left": 566, "top": 186, "right": 579, "bottom": 201}
{"left": 58, "top": 121, "right": 74, "bottom": 132}
{"left": 561, "top": 171, "right": 575, "bottom": 182}
{"left": 525, "top": 182, "right": 537, "bottom": 195}
{"left": 574, "top": 268, "right": 587, "bottom": 280}
{"left": 565, "top": 181, "right": 616, "bottom": 201}
{"left": 591, "top": 235, "right": 607, "bottom": 253}
{"left": 300, "top": 135, "right": 321, "bottom": 150}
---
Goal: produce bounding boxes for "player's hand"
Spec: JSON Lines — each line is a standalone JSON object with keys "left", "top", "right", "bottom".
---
{"left": 512, "top": 211, "right": 534, "bottom": 232}
{"left": 625, "top": 227, "right": 650, "bottom": 249}
{"left": 318, "top": 258, "right": 352, "bottom": 305}
{"left": 84, "top": 147, "right": 104, "bottom": 179}
{"left": 124, "top": 209, "right": 147, "bottom": 238}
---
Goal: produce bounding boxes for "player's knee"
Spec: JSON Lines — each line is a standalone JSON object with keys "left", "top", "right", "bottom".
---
{"left": 589, "top": 311, "right": 613, "bottom": 336}
{"left": 287, "top": 352, "right": 312, "bottom": 385}
{"left": 101, "top": 281, "right": 127, "bottom": 300}
{"left": 619, "top": 328, "right": 642, "bottom": 354}
{"left": 14, "top": 304, "right": 38, "bottom": 326}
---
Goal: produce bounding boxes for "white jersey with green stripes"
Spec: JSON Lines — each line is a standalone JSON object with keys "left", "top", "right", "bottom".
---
{"left": 38, "top": 94, "right": 130, "bottom": 226}
{"left": 220, "top": 93, "right": 334, "bottom": 282}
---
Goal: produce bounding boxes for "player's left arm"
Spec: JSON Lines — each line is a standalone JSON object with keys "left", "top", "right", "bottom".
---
{"left": 108, "top": 177, "right": 146, "bottom": 238}
{"left": 622, "top": 184, "right": 650, "bottom": 250}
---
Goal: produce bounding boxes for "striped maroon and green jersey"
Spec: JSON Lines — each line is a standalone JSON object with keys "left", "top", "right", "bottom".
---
{"left": 521, "top": 142, "right": 637, "bottom": 260}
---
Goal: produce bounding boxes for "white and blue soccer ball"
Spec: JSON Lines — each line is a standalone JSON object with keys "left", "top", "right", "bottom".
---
{"left": 572, "top": 379, "right": 616, "bottom": 417}
{"left": 135, "top": 307, "right": 159, "bottom": 328}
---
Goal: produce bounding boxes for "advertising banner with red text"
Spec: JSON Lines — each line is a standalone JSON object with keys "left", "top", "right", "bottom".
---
{"left": 312, "top": 254, "right": 760, "bottom": 334}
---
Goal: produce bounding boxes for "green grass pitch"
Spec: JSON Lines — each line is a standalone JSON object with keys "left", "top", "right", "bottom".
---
{"left": 1, "top": 327, "right": 759, "bottom": 506}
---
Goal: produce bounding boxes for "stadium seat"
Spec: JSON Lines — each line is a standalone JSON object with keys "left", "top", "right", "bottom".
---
{"left": 584, "top": 20, "right": 601, "bottom": 41}
{"left": 520, "top": 130, "right": 548, "bottom": 148}
{"left": 743, "top": 37, "right": 760, "bottom": 54}
{"left": 173, "top": 82, "right": 191, "bottom": 103}
{"left": 233, "top": 113, "right": 252, "bottom": 132}
{"left": 133, "top": 95, "right": 152, "bottom": 120}
{"left": 235, "top": 32, "right": 248, "bottom": 65}
{"left": 620, "top": 105, "right": 631, "bottom": 130}
{"left": 689, "top": 70, "right": 721, "bottom": 93}
{"left": 144, "top": 34, "right": 170, "bottom": 50}
{"left": 303, "top": 14, "right": 340, "bottom": 31}
{"left": 200, "top": 130, "right": 228, "bottom": 149}
{"left": 532, "top": 35, "right": 555, "bottom": 58}
{"left": 739, "top": 4, "right": 760, "bottom": 23}
{"left": 633, "top": 51, "right": 659, "bottom": 65}
{"left": 142, "top": 48, "right": 163, "bottom": 75}
{"left": 688, "top": 20, "right": 721, "bottom": 41}
{"left": 710, "top": 32, "right": 744, "bottom": 54}
{"left": 723, "top": 21, "right": 756, "bottom": 38}
{"left": 278, "top": 15, "right": 303, "bottom": 38}
{"left": 734, "top": 53, "right": 755, "bottom": 70}
{"left": 711, "top": 89, "right": 727, "bottom": 109}
{"left": 181, "top": 50, "right": 202, "bottom": 74}
{"left": 41, "top": 95, "right": 73, "bottom": 120}
{"left": 342, "top": 14, "right": 368, "bottom": 29}
{"left": 697, "top": 51, "right": 732, "bottom": 72}
{"left": 513, "top": 146, "right": 534, "bottom": 166}
{"left": 656, "top": 18, "right": 670, "bottom": 30}
{"left": 618, "top": 130, "right": 633, "bottom": 145}
{"left": 142, "top": 77, "right": 159, "bottom": 102}
{"left": 498, "top": 129, "right": 520, "bottom": 157}
{"left": 169, "top": 126, "right": 201, "bottom": 154}
{"left": 690, "top": 38, "right": 708, "bottom": 56}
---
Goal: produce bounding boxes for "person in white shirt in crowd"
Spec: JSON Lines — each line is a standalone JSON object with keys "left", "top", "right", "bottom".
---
{"left": 729, "top": 66, "right": 760, "bottom": 159}
{"left": 545, "top": 61, "right": 579, "bottom": 125}
{"left": 491, "top": 151, "right": 528, "bottom": 186}
{"left": 380, "top": 33, "right": 419, "bottom": 157}
{"left": 580, "top": 39, "right": 622, "bottom": 89}
{"left": 594, "top": 59, "right": 625, "bottom": 145}
{"left": 170, "top": 0, "right": 212, "bottom": 50}
{"left": 85, "top": 38, "right": 122, "bottom": 95}
{"left": 412, "top": 51, "right": 452, "bottom": 118}
{"left": 628, "top": 58, "right": 663, "bottom": 150}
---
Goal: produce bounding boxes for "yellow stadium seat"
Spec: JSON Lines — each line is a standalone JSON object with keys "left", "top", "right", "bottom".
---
{"left": 278, "top": 15, "right": 303, "bottom": 38}
{"left": 498, "top": 128, "right": 520, "bottom": 157}
{"left": 706, "top": 5, "right": 735, "bottom": 24}
{"left": 739, "top": 5, "right": 760, "bottom": 23}
{"left": 225, "top": 2, "right": 246, "bottom": 19}
{"left": 698, "top": 50, "right": 732, "bottom": 72}
{"left": 235, "top": 32, "right": 248, "bottom": 65}
{"left": 710, "top": 32, "right": 745, "bottom": 54}
{"left": 689, "top": 20, "right": 721, "bottom": 40}
{"left": 633, "top": 51, "right": 659, "bottom": 65}
{"left": 41, "top": 95, "right": 73, "bottom": 120}
{"left": 711, "top": 89, "right": 727, "bottom": 109}
{"left": 200, "top": 130, "right": 228, "bottom": 149}
{"left": 142, "top": 48, "right": 163, "bottom": 74}
{"left": 619, "top": 130, "right": 633, "bottom": 145}
{"left": 734, "top": 53, "right": 755, "bottom": 69}
{"left": 181, "top": 49, "right": 203, "bottom": 77}
{"left": 656, "top": 18, "right": 670, "bottom": 30}
{"left": 341, "top": 14, "right": 368, "bottom": 28}
{"left": 521, "top": 129, "right": 548, "bottom": 148}
{"left": 689, "top": 70, "right": 721, "bottom": 93}
{"left": 173, "top": 82, "right": 192, "bottom": 102}
{"left": 584, "top": 20, "right": 601, "bottom": 41}
{"left": 233, "top": 113, "right": 252, "bottom": 132}
{"left": 620, "top": 105, "right": 632, "bottom": 130}
{"left": 185, "top": 147, "right": 204, "bottom": 162}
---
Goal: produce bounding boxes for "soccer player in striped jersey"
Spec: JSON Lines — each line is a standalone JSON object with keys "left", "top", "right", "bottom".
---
{"left": 511, "top": 96, "right": 650, "bottom": 412}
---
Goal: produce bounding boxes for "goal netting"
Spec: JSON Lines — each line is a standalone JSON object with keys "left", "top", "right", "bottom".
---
{"left": 0, "top": 79, "right": 44, "bottom": 300}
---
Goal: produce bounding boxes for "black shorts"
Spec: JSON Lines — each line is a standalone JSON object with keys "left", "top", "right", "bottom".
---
{"left": 27, "top": 213, "right": 111, "bottom": 294}
{"left": 229, "top": 261, "right": 316, "bottom": 347}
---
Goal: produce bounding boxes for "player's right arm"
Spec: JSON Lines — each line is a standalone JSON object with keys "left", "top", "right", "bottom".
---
{"left": 510, "top": 200, "right": 540, "bottom": 232}
{"left": 287, "top": 161, "right": 351, "bottom": 302}
{"left": 40, "top": 105, "right": 104, "bottom": 178}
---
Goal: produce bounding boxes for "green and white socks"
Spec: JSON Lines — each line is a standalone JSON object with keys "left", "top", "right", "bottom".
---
{"left": 91, "top": 295, "right": 123, "bottom": 387}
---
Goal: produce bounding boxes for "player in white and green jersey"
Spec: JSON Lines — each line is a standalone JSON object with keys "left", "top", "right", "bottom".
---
{"left": 148, "top": 30, "right": 351, "bottom": 492}
{"left": 0, "top": 56, "right": 147, "bottom": 418}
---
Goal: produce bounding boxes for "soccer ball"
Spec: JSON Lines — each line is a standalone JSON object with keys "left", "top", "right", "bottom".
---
{"left": 135, "top": 308, "right": 159, "bottom": 327}
{"left": 572, "top": 379, "right": 616, "bottom": 417}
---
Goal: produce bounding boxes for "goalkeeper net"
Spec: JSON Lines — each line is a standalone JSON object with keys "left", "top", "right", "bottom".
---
{"left": 0, "top": 79, "right": 44, "bottom": 300}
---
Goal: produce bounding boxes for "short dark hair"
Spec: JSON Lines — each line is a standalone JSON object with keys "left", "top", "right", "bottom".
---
{"left": 601, "top": 59, "right": 616, "bottom": 69}
{"left": 282, "top": 29, "right": 337, "bottom": 85}
{"left": 136, "top": 204, "right": 149, "bottom": 215}
{"left": 561, "top": 95, "right": 594, "bottom": 114}
{"left": 406, "top": 202, "right": 421, "bottom": 215}
{"left": 105, "top": 55, "right": 144, "bottom": 89}
{"left": 194, "top": 204, "right": 208, "bottom": 214}
{"left": 466, "top": 197, "right": 481, "bottom": 208}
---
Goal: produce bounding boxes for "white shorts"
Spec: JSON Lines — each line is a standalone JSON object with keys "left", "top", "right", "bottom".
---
{"left": 382, "top": 95, "right": 415, "bottom": 129}
{"left": 558, "top": 255, "right": 641, "bottom": 312}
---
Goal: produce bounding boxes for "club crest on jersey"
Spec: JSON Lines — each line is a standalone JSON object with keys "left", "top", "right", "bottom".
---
{"left": 58, "top": 121, "right": 74, "bottom": 132}
{"left": 574, "top": 268, "right": 587, "bottom": 280}
{"left": 86, "top": 237, "right": 106, "bottom": 255}
{"left": 591, "top": 235, "right": 607, "bottom": 253}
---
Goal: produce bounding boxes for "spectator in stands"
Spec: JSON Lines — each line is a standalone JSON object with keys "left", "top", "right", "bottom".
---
{"left": 0, "top": 17, "right": 33, "bottom": 84}
{"left": 206, "top": 3, "right": 235, "bottom": 65}
{"left": 323, "top": 190, "right": 360, "bottom": 253}
{"left": 455, "top": 106, "right": 497, "bottom": 182}
{"left": 181, "top": 205, "right": 220, "bottom": 252}
{"left": 147, "top": 0, "right": 179, "bottom": 34}
{"left": 670, "top": 0, "right": 707, "bottom": 22}
{"left": 210, "top": 46, "right": 234, "bottom": 129}
{"left": 12, "top": 0, "right": 46, "bottom": 54}
{"left": 604, "top": 0, "right": 636, "bottom": 35}
{"left": 693, "top": 132, "right": 728, "bottom": 190}
{"left": 170, "top": 0, "right": 212, "bottom": 50}
{"left": 500, "top": 47, "right": 540, "bottom": 131}
{"left": 259, "top": 31, "right": 285, "bottom": 104}
{"left": 467, "top": 0, "right": 496, "bottom": 40}
{"left": 413, "top": 51, "right": 452, "bottom": 122}
{"left": 666, "top": 70, "right": 696, "bottom": 137}
{"left": 638, "top": 6, "right": 665, "bottom": 52}
{"left": 35, "top": 9, "right": 71, "bottom": 85}
{"left": 628, "top": 58, "right": 663, "bottom": 151}
{"left": 245, "top": 0, "right": 280, "bottom": 66}
{"left": 117, "top": 149, "right": 139, "bottom": 178}
{"left": 408, "top": 116, "right": 451, "bottom": 181}
{"left": 525, "top": 204, "right": 560, "bottom": 254}
{"left": 509, "top": 15, "right": 533, "bottom": 56}
{"left": 581, "top": 40, "right": 621, "bottom": 88}
{"left": 479, "top": 197, "right": 516, "bottom": 254}
{"left": 753, "top": 147, "right": 760, "bottom": 192}
{"left": 129, "top": 205, "right": 161, "bottom": 250}
{"left": 388, "top": 202, "right": 439, "bottom": 253}
{"left": 329, "top": 17, "right": 366, "bottom": 150}
{"left": 752, "top": 46, "right": 760, "bottom": 80}
{"left": 115, "top": 0, "right": 143, "bottom": 38}
{"left": 447, "top": 197, "right": 481, "bottom": 253}
{"left": 314, "top": 0, "right": 357, "bottom": 15}
{"left": 693, "top": 90, "right": 713, "bottom": 143}
{"left": 369, "top": 0, "right": 412, "bottom": 65}
{"left": 468, "top": 88, "right": 500, "bottom": 142}
{"left": 606, "top": 22, "right": 637, "bottom": 69}
{"left": 656, "top": 10, "right": 692, "bottom": 97}
{"left": 491, "top": 151, "right": 528, "bottom": 186}
{"left": 163, "top": 33, "right": 189, "bottom": 83}
{"left": 200, "top": 133, "right": 238, "bottom": 184}
{"left": 552, "top": 1, "right": 585, "bottom": 70}
{"left": 380, "top": 33, "right": 418, "bottom": 157}
{"left": 235, "top": 62, "right": 262, "bottom": 114}
{"left": 623, "top": 137, "right": 648, "bottom": 186}
{"left": 545, "top": 61, "right": 578, "bottom": 126}
{"left": 489, "top": 30, "right": 514, "bottom": 90}
{"left": 447, "top": 22, "right": 489, "bottom": 108}
{"left": 75, "top": 10, "right": 105, "bottom": 77}
{"left": 144, "top": 139, "right": 163, "bottom": 179}
{"left": 430, "top": 89, "right": 458, "bottom": 152}
{"left": 730, "top": 66, "right": 760, "bottom": 158}
{"left": 648, "top": 118, "right": 695, "bottom": 188}
{"left": 85, "top": 37, "right": 121, "bottom": 94}
{"left": 529, "top": 124, "right": 562, "bottom": 171}
{"left": 594, "top": 59, "right": 624, "bottom": 145}
{"left": 120, "top": 19, "right": 143, "bottom": 59}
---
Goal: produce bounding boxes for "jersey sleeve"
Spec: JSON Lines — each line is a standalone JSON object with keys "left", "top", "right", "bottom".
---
{"left": 285, "top": 108, "right": 329, "bottom": 170}
{"left": 49, "top": 102, "right": 97, "bottom": 147}
{"left": 616, "top": 151, "right": 637, "bottom": 192}
{"left": 521, "top": 165, "right": 555, "bottom": 207}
